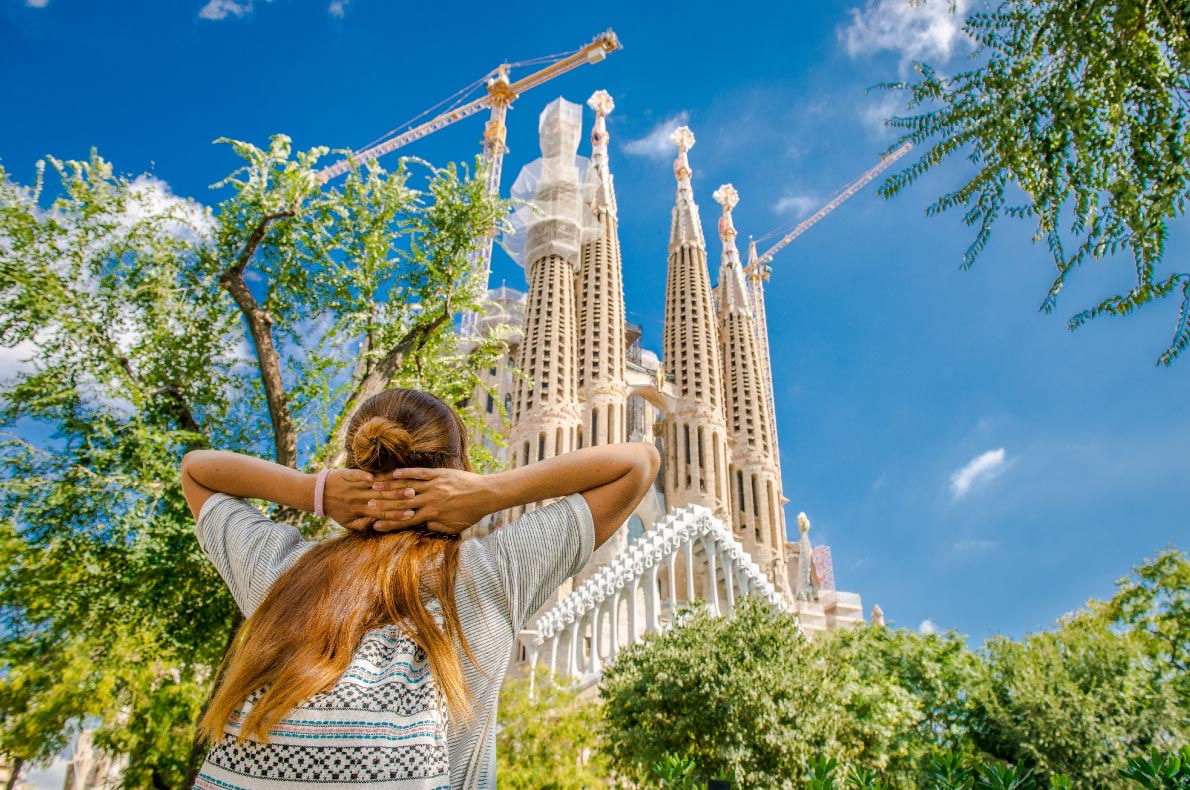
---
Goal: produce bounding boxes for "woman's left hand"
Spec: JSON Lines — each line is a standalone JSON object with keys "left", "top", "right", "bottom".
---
{"left": 322, "top": 469, "right": 414, "bottom": 531}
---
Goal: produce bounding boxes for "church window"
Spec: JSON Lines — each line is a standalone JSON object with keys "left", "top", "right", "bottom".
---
{"left": 751, "top": 475, "right": 760, "bottom": 518}
{"left": 684, "top": 425, "right": 691, "bottom": 466}
{"left": 504, "top": 393, "right": 511, "bottom": 415}
{"left": 485, "top": 394, "right": 494, "bottom": 414}
{"left": 737, "top": 471, "right": 746, "bottom": 513}
{"left": 523, "top": 442, "right": 530, "bottom": 466}
{"left": 556, "top": 426, "right": 564, "bottom": 455}
{"left": 538, "top": 433, "right": 546, "bottom": 462}
{"left": 591, "top": 410, "right": 599, "bottom": 446}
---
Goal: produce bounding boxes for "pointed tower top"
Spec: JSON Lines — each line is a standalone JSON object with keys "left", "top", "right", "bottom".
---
{"left": 668, "top": 126, "right": 705, "bottom": 250}
{"left": 871, "top": 604, "right": 885, "bottom": 627}
{"left": 713, "top": 184, "right": 740, "bottom": 244}
{"left": 797, "top": 512, "right": 810, "bottom": 534}
{"left": 588, "top": 90, "right": 614, "bottom": 163}
{"left": 714, "top": 184, "right": 749, "bottom": 314}
{"left": 671, "top": 126, "right": 695, "bottom": 185}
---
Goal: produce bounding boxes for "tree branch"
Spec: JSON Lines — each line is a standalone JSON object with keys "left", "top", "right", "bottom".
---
{"left": 323, "top": 298, "right": 454, "bottom": 468}
{"left": 218, "top": 208, "right": 298, "bottom": 468}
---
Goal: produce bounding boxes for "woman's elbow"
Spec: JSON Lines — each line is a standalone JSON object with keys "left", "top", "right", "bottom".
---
{"left": 637, "top": 442, "right": 660, "bottom": 484}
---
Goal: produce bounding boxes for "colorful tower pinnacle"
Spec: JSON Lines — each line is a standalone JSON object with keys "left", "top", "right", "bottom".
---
{"left": 713, "top": 184, "right": 789, "bottom": 594}
{"left": 661, "top": 127, "right": 731, "bottom": 517}
{"left": 508, "top": 99, "right": 591, "bottom": 515}
{"left": 577, "top": 90, "right": 628, "bottom": 449}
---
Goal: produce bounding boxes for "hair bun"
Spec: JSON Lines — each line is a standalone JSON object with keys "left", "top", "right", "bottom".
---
{"left": 351, "top": 417, "right": 414, "bottom": 473}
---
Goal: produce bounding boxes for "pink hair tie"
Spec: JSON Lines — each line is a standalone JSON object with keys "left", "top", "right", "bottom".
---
{"left": 314, "top": 469, "right": 330, "bottom": 518}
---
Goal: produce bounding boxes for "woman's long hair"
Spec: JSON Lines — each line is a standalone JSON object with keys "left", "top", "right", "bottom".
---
{"left": 199, "top": 389, "right": 477, "bottom": 744}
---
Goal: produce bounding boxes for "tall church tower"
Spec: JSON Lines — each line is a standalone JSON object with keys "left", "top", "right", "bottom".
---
{"left": 576, "top": 90, "right": 628, "bottom": 448}
{"left": 713, "top": 185, "right": 789, "bottom": 595}
{"left": 661, "top": 127, "right": 731, "bottom": 517}
{"left": 508, "top": 99, "right": 590, "bottom": 515}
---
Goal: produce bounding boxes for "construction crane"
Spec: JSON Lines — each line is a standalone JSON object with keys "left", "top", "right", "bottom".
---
{"left": 316, "top": 30, "right": 621, "bottom": 287}
{"left": 743, "top": 141, "right": 913, "bottom": 460}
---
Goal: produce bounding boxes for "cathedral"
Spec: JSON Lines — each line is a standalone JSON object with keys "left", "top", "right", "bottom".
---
{"left": 470, "top": 91, "right": 865, "bottom": 662}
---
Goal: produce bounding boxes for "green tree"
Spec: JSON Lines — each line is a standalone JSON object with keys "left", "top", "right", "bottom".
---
{"left": 0, "top": 139, "right": 507, "bottom": 786}
{"left": 600, "top": 598, "right": 977, "bottom": 790}
{"left": 815, "top": 621, "right": 981, "bottom": 787}
{"left": 967, "top": 612, "right": 1184, "bottom": 789}
{"left": 1094, "top": 548, "right": 1190, "bottom": 707}
{"left": 495, "top": 668, "right": 610, "bottom": 790}
{"left": 880, "top": 0, "right": 1190, "bottom": 364}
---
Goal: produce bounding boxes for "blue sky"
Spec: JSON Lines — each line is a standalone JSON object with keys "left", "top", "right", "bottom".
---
{"left": 2, "top": 0, "right": 1187, "bottom": 668}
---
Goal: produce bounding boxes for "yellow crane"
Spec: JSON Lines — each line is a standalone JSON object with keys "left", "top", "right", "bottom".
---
{"left": 744, "top": 141, "right": 913, "bottom": 459}
{"left": 316, "top": 30, "right": 621, "bottom": 285}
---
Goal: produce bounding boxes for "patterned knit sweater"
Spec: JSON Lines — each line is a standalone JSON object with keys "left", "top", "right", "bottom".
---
{"left": 193, "top": 493, "right": 594, "bottom": 790}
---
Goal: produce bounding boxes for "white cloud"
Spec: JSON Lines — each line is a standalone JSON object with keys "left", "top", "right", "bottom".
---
{"left": 953, "top": 538, "right": 997, "bottom": 554}
{"left": 773, "top": 193, "right": 818, "bottom": 217}
{"left": 860, "top": 92, "right": 902, "bottom": 137}
{"left": 0, "top": 340, "right": 37, "bottom": 383}
{"left": 918, "top": 618, "right": 938, "bottom": 635}
{"left": 949, "top": 447, "right": 1007, "bottom": 499}
{"left": 839, "top": 0, "right": 972, "bottom": 67}
{"left": 198, "top": 0, "right": 251, "bottom": 20}
{"left": 328, "top": 0, "right": 348, "bottom": 16}
{"left": 622, "top": 112, "right": 690, "bottom": 160}
{"left": 25, "top": 0, "right": 50, "bottom": 8}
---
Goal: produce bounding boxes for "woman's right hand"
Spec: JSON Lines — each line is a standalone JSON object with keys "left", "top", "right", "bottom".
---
{"left": 369, "top": 468, "right": 494, "bottom": 534}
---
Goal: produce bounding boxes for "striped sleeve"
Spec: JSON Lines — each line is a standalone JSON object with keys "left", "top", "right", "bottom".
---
{"left": 482, "top": 493, "right": 595, "bottom": 632}
{"left": 194, "top": 494, "right": 312, "bottom": 617}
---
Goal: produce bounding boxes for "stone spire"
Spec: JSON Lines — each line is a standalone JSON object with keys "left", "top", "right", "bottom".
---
{"left": 714, "top": 184, "right": 788, "bottom": 596}
{"left": 586, "top": 90, "right": 618, "bottom": 218}
{"left": 508, "top": 98, "right": 587, "bottom": 519}
{"left": 871, "top": 604, "right": 885, "bottom": 628}
{"left": 577, "top": 89, "right": 628, "bottom": 452}
{"left": 713, "top": 184, "right": 750, "bottom": 315}
{"left": 661, "top": 126, "right": 730, "bottom": 517}
{"left": 669, "top": 127, "right": 706, "bottom": 251}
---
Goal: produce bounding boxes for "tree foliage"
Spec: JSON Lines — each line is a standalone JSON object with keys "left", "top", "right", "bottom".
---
{"left": 881, "top": 0, "right": 1190, "bottom": 364}
{"left": 969, "top": 614, "right": 1180, "bottom": 789}
{"left": 495, "top": 669, "right": 610, "bottom": 790}
{"left": 0, "top": 139, "right": 507, "bottom": 785}
{"left": 600, "top": 598, "right": 978, "bottom": 790}
{"left": 601, "top": 550, "right": 1189, "bottom": 790}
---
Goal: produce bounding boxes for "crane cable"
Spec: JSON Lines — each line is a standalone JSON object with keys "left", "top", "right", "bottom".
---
{"left": 351, "top": 46, "right": 585, "bottom": 156}
{"left": 354, "top": 73, "right": 493, "bottom": 154}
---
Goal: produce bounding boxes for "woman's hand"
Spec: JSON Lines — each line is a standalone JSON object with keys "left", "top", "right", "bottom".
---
{"left": 323, "top": 469, "right": 413, "bottom": 532}
{"left": 370, "top": 468, "right": 493, "bottom": 535}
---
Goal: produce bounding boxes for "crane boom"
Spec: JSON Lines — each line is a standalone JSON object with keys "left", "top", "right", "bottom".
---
{"left": 316, "top": 30, "right": 621, "bottom": 184}
{"left": 743, "top": 141, "right": 912, "bottom": 463}
{"left": 747, "top": 141, "right": 912, "bottom": 272}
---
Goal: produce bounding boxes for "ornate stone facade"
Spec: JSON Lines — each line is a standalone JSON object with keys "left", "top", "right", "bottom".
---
{"left": 472, "top": 92, "right": 864, "bottom": 677}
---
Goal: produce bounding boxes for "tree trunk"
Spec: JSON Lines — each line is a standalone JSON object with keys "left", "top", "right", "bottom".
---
{"left": 218, "top": 207, "right": 299, "bottom": 469}
{"left": 324, "top": 304, "right": 453, "bottom": 468}
{"left": 5, "top": 756, "right": 23, "bottom": 790}
{"left": 220, "top": 269, "right": 297, "bottom": 469}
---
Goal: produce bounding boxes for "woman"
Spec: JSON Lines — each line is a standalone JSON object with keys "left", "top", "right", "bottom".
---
{"left": 181, "top": 388, "right": 659, "bottom": 790}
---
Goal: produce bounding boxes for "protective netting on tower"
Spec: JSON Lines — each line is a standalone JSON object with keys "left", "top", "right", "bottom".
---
{"left": 502, "top": 97, "right": 600, "bottom": 268}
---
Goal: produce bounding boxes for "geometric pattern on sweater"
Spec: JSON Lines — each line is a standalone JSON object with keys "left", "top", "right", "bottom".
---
{"left": 195, "top": 625, "right": 450, "bottom": 790}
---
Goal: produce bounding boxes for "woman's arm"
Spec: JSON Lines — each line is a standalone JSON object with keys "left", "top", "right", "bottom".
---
{"left": 180, "top": 450, "right": 410, "bottom": 529}
{"left": 371, "top": 442, "right": 661, "bottom": 549}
